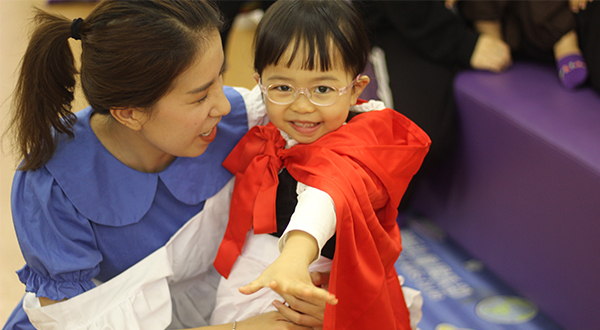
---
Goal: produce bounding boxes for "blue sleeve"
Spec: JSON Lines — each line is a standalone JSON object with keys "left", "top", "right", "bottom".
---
{"left": 11, "top": 167, "right": 101, "bottom": 301}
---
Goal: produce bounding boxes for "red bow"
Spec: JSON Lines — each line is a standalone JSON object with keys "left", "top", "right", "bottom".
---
{"left": 214, "top": 123, "right": 286, "bottom": 278}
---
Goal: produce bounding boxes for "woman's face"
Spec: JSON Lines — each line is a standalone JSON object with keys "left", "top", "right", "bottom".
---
{"left": 136, "top": 30, "right": 230, "bottom": 159}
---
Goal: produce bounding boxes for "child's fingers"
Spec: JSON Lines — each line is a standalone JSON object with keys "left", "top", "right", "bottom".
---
{"left": 302, "top": 286, "right": 338, "bottom": 305}
{"left": 238, "top": 279, "right": 268, "bottom": 295}
{"left": 271, "top": 280, "right": 338, "bottom": 305}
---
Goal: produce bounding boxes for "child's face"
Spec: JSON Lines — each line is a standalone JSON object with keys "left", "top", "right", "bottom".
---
{"left": 258, "top": 62, "right": 365, "bottom": 144}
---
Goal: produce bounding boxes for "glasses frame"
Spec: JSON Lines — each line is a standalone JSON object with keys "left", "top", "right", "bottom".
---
{"left": 255, "top": 74, "right": 360, "bottom": 107}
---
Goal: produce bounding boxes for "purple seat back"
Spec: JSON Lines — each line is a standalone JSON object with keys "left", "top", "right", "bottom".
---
{"left": 413, "top": 61, "right": 600, "bottom": 330}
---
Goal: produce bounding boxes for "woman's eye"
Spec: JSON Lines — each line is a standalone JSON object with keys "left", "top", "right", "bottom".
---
{"left": 197, "top": 93, "right": 209, "bottom": 103}
{"left": 314, "top": 86, "right": 334, "bottom": 94}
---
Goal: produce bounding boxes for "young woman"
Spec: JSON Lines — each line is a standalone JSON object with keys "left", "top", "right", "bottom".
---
{"left": 4, "top": 1, "right": 323, "bottom": 329}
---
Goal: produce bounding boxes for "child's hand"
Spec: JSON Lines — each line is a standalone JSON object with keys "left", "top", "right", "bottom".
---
{"left": 570, "top": 0, "right": 593, "bottom": 13}
{"left": 239, "top": 255, "right": 338, "bottom": 306}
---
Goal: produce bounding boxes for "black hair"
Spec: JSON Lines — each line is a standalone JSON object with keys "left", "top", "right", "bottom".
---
{"left": 254, "top": 0, "right": 370, "bottom": 77}
{"left": 8, "top": 0, "right": 223, "bottom": 171}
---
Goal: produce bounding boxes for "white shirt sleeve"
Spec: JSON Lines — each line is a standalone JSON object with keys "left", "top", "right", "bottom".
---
{"left": 277, "top": 182, "right": 336, "bottom": 262}
{"left": 233, "top": 85, "right": 269, "bottom": 129}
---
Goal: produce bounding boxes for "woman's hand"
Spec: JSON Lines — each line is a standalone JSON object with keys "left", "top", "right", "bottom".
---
{"left": 273, "top": 293, "right": 325, "bottom": 329}
{"left": 470, "top": 34, "right": 512, "bottom": 73}
{"left": 270, "top": 271, "right": 331, "bottom": 329}
{"left": 570, "top": 0, "right": 593, "bottom": 13}
{"left": 444, "top": 0, "right": 458, "bottom": 9}
{"left": 235, "top": 311, "right": 313, "bottom": 330}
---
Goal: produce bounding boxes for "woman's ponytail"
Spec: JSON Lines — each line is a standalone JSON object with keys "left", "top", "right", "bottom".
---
{"left": 9, "top": 9, "right": 78, "bottom": 171}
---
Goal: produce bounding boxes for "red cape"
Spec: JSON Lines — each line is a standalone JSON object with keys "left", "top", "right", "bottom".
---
{"left": 214, "top": 104, "right": 430, "bottom": 330}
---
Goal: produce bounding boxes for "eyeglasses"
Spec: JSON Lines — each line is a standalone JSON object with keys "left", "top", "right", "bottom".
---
{"left": 256, "top": 74, "right": 360, "bottom": 106}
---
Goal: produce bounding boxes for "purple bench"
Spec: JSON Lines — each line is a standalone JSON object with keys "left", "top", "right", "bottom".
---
{"left": 412, "top": 61, "right": 600, "bottom": 330}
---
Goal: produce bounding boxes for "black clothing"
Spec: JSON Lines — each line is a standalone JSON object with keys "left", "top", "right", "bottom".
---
{"left": 355, "top": 0, "right": 479, "bottom": 210}
{"left": 575, "top": 2, "right": 600, "bottom": 94}
{"left": 272, "top": 168, "right": 336, "bottom": 260}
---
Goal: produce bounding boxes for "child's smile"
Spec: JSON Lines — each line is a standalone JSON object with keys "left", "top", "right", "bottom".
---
{"left": 289, "top": 120, "right": 323, "bottom": 135}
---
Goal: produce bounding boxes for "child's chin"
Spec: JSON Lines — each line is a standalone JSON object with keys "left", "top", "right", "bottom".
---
{"left": 294, "top": 135, "right": 321, "bottom": 144}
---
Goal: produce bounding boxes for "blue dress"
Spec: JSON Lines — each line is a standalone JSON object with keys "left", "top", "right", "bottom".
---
{"left": 3, "top": 86, "right": 252, "bottom": 330}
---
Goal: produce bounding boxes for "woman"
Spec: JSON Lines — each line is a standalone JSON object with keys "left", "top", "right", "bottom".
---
{"left": 3, "top": 0, "right": 324, "bottom": 329}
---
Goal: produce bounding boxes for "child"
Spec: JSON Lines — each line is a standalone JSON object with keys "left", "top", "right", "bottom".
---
{"left": 211, "top": 1, "right": 430, "bottom": 329}
{"left": 447, "top": 0, "right": 590, "bottom": 89}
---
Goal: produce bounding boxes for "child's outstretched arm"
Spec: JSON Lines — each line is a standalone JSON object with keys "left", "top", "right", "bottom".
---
{"left": 238, "top": 230, "right": 338, "bottom": 306}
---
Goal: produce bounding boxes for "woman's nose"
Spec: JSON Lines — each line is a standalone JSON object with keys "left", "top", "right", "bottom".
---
{"left": 210, "top": 84, "right": 231, "bottom": 117}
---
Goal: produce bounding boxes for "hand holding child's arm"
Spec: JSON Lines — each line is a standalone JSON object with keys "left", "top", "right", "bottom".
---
{"left": 570, "top": 0, "right": 593, "bottom": 13}
{"left": 239, "top": 231, "right": 338, "bottom": 306}
{"left": 271, "top": 271, "right": 331, "bottom": 329}
{"left": 444, "top": 0, "right": 458, "bottom": 9}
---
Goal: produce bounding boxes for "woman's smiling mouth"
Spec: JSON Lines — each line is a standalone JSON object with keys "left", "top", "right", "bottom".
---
{"left": 200, "top": 127, "right": 214, "bottom": 136}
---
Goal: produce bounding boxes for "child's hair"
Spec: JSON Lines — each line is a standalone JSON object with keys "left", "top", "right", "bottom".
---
{"left": 8, "top": 0, "right": 223, "bottom": 171}
{"left": 254, "top": 0, "right": 370, "bottom": 78}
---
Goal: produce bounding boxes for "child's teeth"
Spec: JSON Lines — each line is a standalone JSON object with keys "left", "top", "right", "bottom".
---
{"left": 294, "top": 122, "right": 317, "bottom": 127}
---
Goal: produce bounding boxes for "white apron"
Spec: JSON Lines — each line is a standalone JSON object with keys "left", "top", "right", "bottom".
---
{"left": 23, "top": 179, "right": 235, "bottom": 330}
{"left": 210, "top": 232, "right": 423, "bottom": 330}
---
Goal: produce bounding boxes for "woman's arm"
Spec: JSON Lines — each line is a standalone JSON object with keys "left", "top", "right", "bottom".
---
{"left": 38, "top": 297, "right": 66, "bottom": 306}
{"left": 187, "top": 311, "right": 312, "bottom": 330}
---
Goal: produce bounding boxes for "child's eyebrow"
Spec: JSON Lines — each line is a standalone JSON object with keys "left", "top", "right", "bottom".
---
{"left": 265, "top": 75, "right": 293, "bottom": 82}
{"left": 266, "top": 74, "right": 341, "bottom": 83}
{"left": 310, "top": 75, "right": 340, "bottom": 82}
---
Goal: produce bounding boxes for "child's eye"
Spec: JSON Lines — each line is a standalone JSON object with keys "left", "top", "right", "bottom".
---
{"left": 313, "top": 86, "right": 334, "bottom": 94}
{"left": 272, "top": 85, "right": 293, "bottom": 93}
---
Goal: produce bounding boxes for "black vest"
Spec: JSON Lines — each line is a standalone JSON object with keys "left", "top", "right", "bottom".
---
{"left": 271, "top": 168, "right": 336, "bottom": 259}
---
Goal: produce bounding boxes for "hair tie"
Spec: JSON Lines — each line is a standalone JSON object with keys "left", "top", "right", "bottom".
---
{"left": 71, "top": 18, "right": 83, "bottom": 40}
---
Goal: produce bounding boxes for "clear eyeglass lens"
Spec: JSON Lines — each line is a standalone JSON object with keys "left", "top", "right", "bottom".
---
{"left": 267, "top": 84, "right": 339, "bottom": 106}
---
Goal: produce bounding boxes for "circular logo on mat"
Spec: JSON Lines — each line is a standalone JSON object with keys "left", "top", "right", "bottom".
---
{"left": 475, "top": 296, "right": 537, "bottom": 324}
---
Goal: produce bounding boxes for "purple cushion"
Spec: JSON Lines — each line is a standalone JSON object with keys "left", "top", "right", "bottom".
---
{"left": 413, "top": 61, "right": 600, "bottom": 330}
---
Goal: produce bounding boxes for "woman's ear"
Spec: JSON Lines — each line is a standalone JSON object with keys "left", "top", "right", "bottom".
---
{"left": 110, "top": 107, "right": 147, "bottom": 131}
{"left": 253, "top": 73, "right": 260, "bottom": 84}
{"left": 350, "top": 75, "right": 370, "bottom": 105}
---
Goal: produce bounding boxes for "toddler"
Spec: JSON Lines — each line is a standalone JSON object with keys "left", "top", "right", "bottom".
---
{"left": 212, "top": 1, "right": 430, "bottom": 329}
